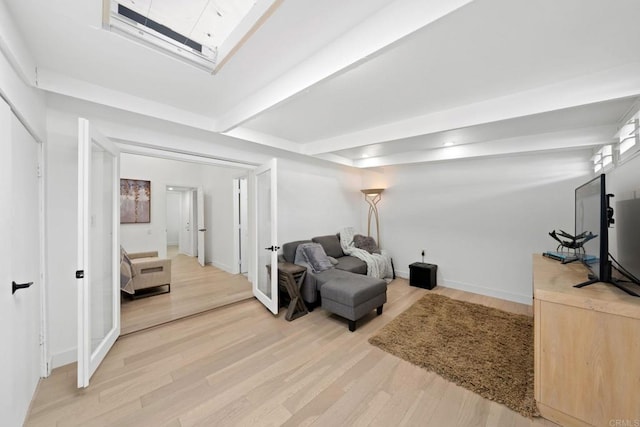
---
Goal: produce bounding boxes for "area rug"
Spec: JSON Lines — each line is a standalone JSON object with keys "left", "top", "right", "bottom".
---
{"left": 368, "top": 293, "right": 539, "bottom": 418}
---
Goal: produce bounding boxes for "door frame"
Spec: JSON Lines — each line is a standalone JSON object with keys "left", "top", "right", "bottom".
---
{"left": 38, "top": 141, "right": 49, "bottom": 377}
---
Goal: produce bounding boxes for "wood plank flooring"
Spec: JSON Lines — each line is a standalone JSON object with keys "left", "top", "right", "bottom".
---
{"left": 121, "top": 249, "right": 253, "bottom": 334}
{"left": 26, "top": 280, "right": 558, "bottom": 427}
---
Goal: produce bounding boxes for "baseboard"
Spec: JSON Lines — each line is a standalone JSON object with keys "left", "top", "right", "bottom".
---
{"left": 209, "top": 260, "right": 232, "bottom": 273}
{"left": 440, "top": 279, "right": 533, "bottom": 305}
{"left": 50, "top": 347, "right": 76, "bottom": 369}
{"left": 394, "top": 270, "right": 532, "bottom": 305}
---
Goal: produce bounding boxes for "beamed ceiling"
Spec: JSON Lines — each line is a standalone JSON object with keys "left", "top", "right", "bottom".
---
{"left": 5, "top": 0, "right": 640, "bottom": 167}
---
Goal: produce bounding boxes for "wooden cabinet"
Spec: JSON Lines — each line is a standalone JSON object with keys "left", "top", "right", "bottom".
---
{"left": 533, "top": 255, "right": 640, "bottom": 426}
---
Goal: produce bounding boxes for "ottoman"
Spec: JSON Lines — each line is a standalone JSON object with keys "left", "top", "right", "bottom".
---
{"left": 320, "top": 275, "right": 387, "bottom": 332}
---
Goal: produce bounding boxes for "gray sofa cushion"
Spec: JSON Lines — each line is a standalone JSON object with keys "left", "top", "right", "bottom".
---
{"left": 299, "top": 243, "right": 333, "bottom": 273}
{"left": 312, "top": 235, "right": 345, "bottom": 258}
{"left": 335, "top": 256, "right": 367, "bottom": 275}
{"left": 282, "top": 240, "right": 312, "bottom": 263}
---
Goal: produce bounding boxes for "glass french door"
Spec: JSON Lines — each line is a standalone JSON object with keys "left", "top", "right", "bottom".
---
{"left": 76, "top": 118, "right": 120, "bottom": 388}
{"left": 253, "top": 159, "right": 278, "bottom": 314}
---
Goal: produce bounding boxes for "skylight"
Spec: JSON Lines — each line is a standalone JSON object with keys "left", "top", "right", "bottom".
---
{"left": 104, "top": 0, "right": 279, "bottom": 73}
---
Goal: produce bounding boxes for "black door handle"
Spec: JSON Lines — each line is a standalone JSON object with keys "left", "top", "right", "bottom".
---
{"left": 12, "top": 281, "right": 33, "bottom": 294}
{"left": 264, "top": 246, "right": 281, "bottom": 251}
{"left": 198, "top": 228, "right": 207, "bottom": 232}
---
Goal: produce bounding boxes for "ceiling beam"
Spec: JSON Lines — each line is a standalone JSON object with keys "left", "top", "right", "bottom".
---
{"left": 213, "top": 0, "right": 476, "bottom": 133}
{"left": 37, "top": 68, "right": 217, "bottom": 131}
{"left": 303, "top": 61, "right": 640, "bottom": 156}
{"left": 354, "top": 126, "right": 614, "bottom": 168}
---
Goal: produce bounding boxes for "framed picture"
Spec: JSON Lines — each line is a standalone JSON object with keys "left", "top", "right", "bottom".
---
{"left": 120, "top": 179, "right": 151, "bottom": 223}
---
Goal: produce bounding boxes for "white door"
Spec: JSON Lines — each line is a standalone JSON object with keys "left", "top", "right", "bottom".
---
{"left": 253, "top": 159, "right": 278, "bottom": 314}
{"left": 0, "top": 102, "right": 42, "bottom": 426}
{"left": 179, "top": 190, "right": 193, "bottom": 256}
{"left": 76, "top": 118, "right": 120, "bottom": 388}
{"left": 196, "top": 187, "right": 206, "bottom": 267}
{"left": 233, "top": 177, "right": 249, "bottom": 275}
{"left": 240, "top": 178, "right": 248, "bottom": 274}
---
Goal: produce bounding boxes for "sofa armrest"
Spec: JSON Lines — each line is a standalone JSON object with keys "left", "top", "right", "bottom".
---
{"left": 129, "top": 251, "right": 159, "bottom": 259}
{"left": 130, "top": 258, "right": 170, "bottom": 276}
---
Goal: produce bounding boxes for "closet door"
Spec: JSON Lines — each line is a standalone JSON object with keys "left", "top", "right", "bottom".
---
{"left": 0, "top": 100, "right": 42, "bottom": 425}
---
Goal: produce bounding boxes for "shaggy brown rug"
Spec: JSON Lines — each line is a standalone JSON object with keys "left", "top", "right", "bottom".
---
{"left": 368, "top": 293, "right": 539, "bottom": 418}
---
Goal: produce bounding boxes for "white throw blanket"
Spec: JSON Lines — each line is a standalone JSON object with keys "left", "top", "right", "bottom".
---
{"left": 340, "top": 227, "right": 393, "bottom": 279}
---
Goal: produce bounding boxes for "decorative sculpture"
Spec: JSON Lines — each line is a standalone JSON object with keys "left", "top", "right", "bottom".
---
{"left": 548, "top": 229, "right": 597, "bottom": 253}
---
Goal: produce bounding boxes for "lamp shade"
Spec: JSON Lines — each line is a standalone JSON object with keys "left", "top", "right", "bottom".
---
{"left": 361, "top": 188, "right": 385, "bottom": 197}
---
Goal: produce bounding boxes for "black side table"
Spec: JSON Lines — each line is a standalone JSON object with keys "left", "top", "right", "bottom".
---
{"left": 409, "top": 262, "right": 437, "bottom": 290}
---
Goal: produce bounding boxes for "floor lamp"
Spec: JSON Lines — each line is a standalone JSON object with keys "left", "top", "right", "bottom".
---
{"left": 361, "top": 188, "right": 384, "bottom": 247}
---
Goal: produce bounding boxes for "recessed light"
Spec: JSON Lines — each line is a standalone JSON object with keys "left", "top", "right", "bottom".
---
{"left": 362, "top": 154, "right": 370, "bottom": 158}
{"left": 444, "top": 141, "right": 454, "bottom": 147}
{"left": 168, "top": 187, "right": 174, "bottom": 191}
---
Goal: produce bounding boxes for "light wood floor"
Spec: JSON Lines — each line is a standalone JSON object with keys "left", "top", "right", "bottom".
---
{"left": 26, "top": 280, "right": 558, "bottom": 427}
{"left": 121, "top": 248, "right": 253, "bottom": 334}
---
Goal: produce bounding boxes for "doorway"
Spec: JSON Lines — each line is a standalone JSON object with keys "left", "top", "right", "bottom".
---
{"left": 118, "top": 153, "right": 255, "bottom": 334}
{"left": 166, "top": 186, "right": 198, "bottom": 258}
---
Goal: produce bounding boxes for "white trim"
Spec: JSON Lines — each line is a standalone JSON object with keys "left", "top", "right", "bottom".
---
{"left": 395, "top": 270, "right": 533, "bottom": 306}
{"left": 117, "top": 140, "right": 258, "bottom": 169}
{"left": 232, "top": 179, "right": 241, "bottom": 275}
{"left": 38, "top": 141, "right": 49, "bottom": 377}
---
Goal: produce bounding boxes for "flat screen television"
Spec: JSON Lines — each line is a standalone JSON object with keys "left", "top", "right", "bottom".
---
{"left": 574, "top": 173, "right": 640, "bottom": 296}
{"left": 574, "top": 174, "right": 611, "bottom": 285}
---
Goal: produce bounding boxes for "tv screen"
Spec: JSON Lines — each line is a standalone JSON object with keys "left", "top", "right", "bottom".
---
{"left": 575, "top": 174, "right": 609, "bottom": 283}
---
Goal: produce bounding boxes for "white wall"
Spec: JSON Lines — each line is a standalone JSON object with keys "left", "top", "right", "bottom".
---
{"left": 45, "top": 132, "right": 79, "bottom": 368}
{"left": 166, "top": 191, "right": 181, "bottom": 245}
{"left": 364, "top": 150, "right": 593, "bottom": 304}
{"left": 121, "top": 154, "right": 199, "bottom": 258}
{"left": 277, "top": 158, "right": 364, "bottom": 243}
{"left": 120, "top": 153, "right": 244, "bottom": 268}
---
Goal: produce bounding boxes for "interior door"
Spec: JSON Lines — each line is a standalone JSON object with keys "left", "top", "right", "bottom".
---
{"left": 196, "top": 187, "right": 206, "bottom": 267}
{"left": 76, "top": 118, "right": 120, "bottom": 388}
{"left": 253, "top": 159, "right": 278, "bottom": 314}
{"left": 0, "top": 101, "right": 42, "bottom": 426}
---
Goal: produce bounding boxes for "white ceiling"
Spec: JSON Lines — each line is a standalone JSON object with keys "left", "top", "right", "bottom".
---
{"left": 5, "top": 0, "right": 640, "bottom": 168}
